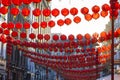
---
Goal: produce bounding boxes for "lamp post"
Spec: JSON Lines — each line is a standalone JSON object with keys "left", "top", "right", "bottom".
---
{"left": 110, "top": 0, "right": 118, "bottom": 80}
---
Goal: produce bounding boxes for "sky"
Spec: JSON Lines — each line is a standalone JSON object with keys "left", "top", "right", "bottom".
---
{"left": 51, "top": 0, "right": 110, "bottom": 36}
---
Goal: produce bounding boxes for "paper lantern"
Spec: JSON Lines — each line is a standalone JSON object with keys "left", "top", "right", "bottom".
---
{"left": 77, "top": 34, "right": 83, "bottom": 40}
{"left": 1, "top": 22, "right": 8, "bottom": 29}
{"left": 81, "top": 7, "right": 89, "bottom": 15}
{"left": 3, "top": 29, "right": 10, "bottom": 35}
{"left": 33, "top": 8, "right": 41, "bottom": 16}
{"left": 110, "top": 10, "right": 118, "bottom": 18}
{"left": 33, "top": 0, "right": 41, "bottom": 3}
{"left": 61, "top": 8, "right": 69, "bottom": 17}
{"left": 73, "top": 16, "right": 81, "bottom": 23}
{"left": 84, "top": 14, "right": 92, "bottom": 21}
{"left": 102, "top": 4, "right": 110, "bottom": 11}
{"left": 92, "top": 13, "right": 100, "bottom": 19}
{"left": 57, "top": 19, "right": 64, "bottom": 26}
{"left": 22, "top": 8, "right": 30, "bottom": 17}
{"left": 23, "top": 22, "right": 30, "bottom": 29}
{"left": 92, "top": 5, "right": 100, "bottom": 13}
{"left": 53, "top": 34, "right": 59, "bottom": 41}
{"left": 40, "top": 21, "right": 47, "bottom": 28}
{"left": 68, "top": 34, "right": 74, "bottom": 41}
{"left": 8, "top": 22, "right": 14, "bottom": 29}
{"left": 64, "top": 18, "right": 72, "bottom": 25}
{"left": 20, "top": 32, "right": 27, "bottom": 39}
{"left": 23, "top": 0, "right": 32, "bottom": 5}
{"left": 100, "top": 31, "right": 107, "bottom": 39}
{"left": 48, "top": 20, "right": 55, "bottom": 28}
{"left": 70, "top": 7, "right": 78, "bottom": 16}
{"left": 15, "top": 22, "right": 22, "bottom": 29}
{"left": 10, "top": 7, "right": 19, "bottom": 16}
{"left": 32, "top": 22, "right": 39, "bottom": 29}
{"left": 60, "top": 34, "right": 67, "bottom": 41}
{"left": 116, "top": 28, "right": 120, "bottom": 35}
{"left": 37, "top": 34, "right": 43, "bottom": 40}
{"left": 12, "top": 0, "right": 22, "bottom": 6}
{"left": 1, "top": 0, "right": 11, "bottom": 6}
{"left": 92, "top": 32, "right": 99, "bottom": 38}
{"left": 51, "top": 8, "right": 60, "bottom": 17}
{"left": 44, "top": 34, "right": 50, "bottom": 41}
{"left": 0, "top": 28, "right": 3, "bottom": 34}
{"left": 100, "top": 11, "right": 108, "bottom": 17}
{"left": 0, "top": 34, "right": 7, "bottom": 43}
{"left": 84, "top": 33, "right": 91, "bottom": 40}
{"left": 29, "top": 33, "right": 36, "bottom": 39}
{"left": 42, "top": 8, "right": 51, "bottom": 17}
{"left": 11, "top": 31, "right": 18, "bottom": 37}
{"left": 0, "top": 6, "right": 8, "bottom": 15}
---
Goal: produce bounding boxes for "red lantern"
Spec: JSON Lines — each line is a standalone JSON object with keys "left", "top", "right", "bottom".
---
{"left": 44, "top": 34, "right": 50, "bottom": 41}
{"left": 100, "top": 31, "right": 107, "bottom": 39}
{"left": 1, "top": 22, "right": 8, "bottom": 29}
{"left": 70, "top": 7, "right": 78, "bottom": 16}
{"left": 22, "top": 8, "right": 30, "bottom": 17}
{"left": 100, "top": 11, "right": 108, "bottom": 17}
{"left": 33, "top": 8, "right": 41, "bottom": 17}
{"left": 20, "top": 32, "right": 27, "bottom": 39}
{"left": 92, "top": 5, "right": 100, "bottom": 13}
{"left": 48, "top": 20, "right": 55, "bottom": 28}
{"left": 10, "top": 7, "right": 19, "bottom": 16}
{"left": 23, "top": 22, "right": 30, "bottom": 29}
{"left": 116, "top": 28, "right": 120, "bottom": 36}
{"left": 11, "top": 31, "right": 18, "bottom": 37}
{"left": 42, "top": 8, "right": 51, "bottom": 17}
{"left": 68, "top": 34, "right": 74, "bottom": 41}
{"left": 73, "top": 16, "right": 81, "bottom": 24}
{"left": 92, "top": 13, "right": 100, "bottom": 19}
{"left": 33, "top": 0, "right": 41, "bottom": 3}
{"left": 1, "top": 0, "right": 11, "bottom": 6}
{"left": 57, "top": 19, "right": 64, "bottom": 26}
{"left": 15, "top": 22, "right": 22, "bottom": 29}
{"left": 0, "top": 28, "right": 3, "bottom": 34}
{"left": 110, "top": 10, "right": 118, "bottom": 18}
{"left": 60, "top": 34, "right": 67, "bottom": 41}
{"left": 3, "top": 29, "right": 10, "bottom": 35}
{"left": 37, "top": 34, "right": 43, "bottom": 40}
{"left": 92, "top": 32, "right": 99, "bottom": 38}
{"left": 11, "top": 0, "right": 22, "bottom": 6}
{"left": 32, "top": 22, "right": 39, "bottom": 29}
{"left": 102, "top": 4, "right": 110, "bottom": 11}
{"left": 0, "top": 34, "right": 7, "bottom": 43}
{"left": 51, "top": 8, "right": 60, "bottom": 17}
{"left": 29, "top": 33, "right": 36, "bottom": 39}
{"left": 84, "top": 33, "right": 91, "bottom": 40}
{"left": 40, "top": 21, "right": 47, "bottom": 28}
{"left": 61, "top": 8, "right": 69, "bottom": 17}
{"left": 8, "top": 22, "right": 14, "bottom": 29}
{"left": 77, "top": 34, "right": 83, "bottom": 40}
{"left": 53, "top": 34, "right": 59, "bottom": 41}
{"left": 64, "top": 18, "right": 72, "bottom": 25}
{"left": 84, "top": 14, "right": 92, "bottom": 21}
{"left": 0, "top": 6, "right": 8, "bottom": 15}
{"left": 23, "top": 0, "right": 32, "bottom": 5}
{"left": 81, "top": 7, "right": 89, "bottom": 15}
